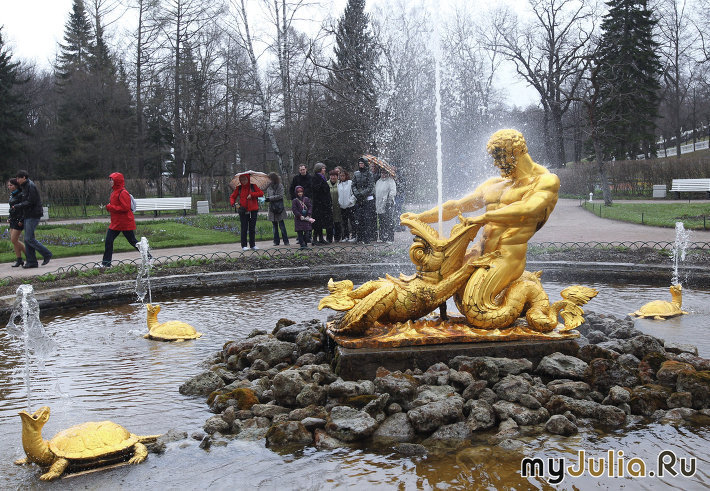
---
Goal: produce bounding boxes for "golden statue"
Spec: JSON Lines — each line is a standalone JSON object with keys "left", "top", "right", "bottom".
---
{"left": 144, "top": 303, "right": 202, "bottom": 341}
{"left": 15, "top": 406, "right": 160, "bottom": 481}
{"left": 319, "top": 129, "right": 597, "bottom": 347}
{"left": 630, "top": 284, "right": 688, "bottom": 319}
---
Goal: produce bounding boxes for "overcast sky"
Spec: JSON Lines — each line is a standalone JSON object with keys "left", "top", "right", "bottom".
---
{"left": 0, "top": 0, "right": 538, "bottom": 107}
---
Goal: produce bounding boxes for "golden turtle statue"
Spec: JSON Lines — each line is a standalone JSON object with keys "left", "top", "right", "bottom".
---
{"left": 145, "top": 303, "right": 202, "bottom": 341}
{"left": 630, "top": 284, "right": 688, "bottom": 320}
{"left": 15, "top": 406, "right": 160, "bottom": 481}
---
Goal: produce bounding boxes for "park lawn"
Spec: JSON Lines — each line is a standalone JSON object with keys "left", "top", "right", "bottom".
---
{"left": 0, "top": 215, "right": 298, "bottom": 262}
{"left": 581, "top": 201, "right": 710, "bottom": 229}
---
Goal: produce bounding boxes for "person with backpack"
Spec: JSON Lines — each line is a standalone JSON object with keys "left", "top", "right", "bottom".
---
{"left": 101, "top": 172, "right": 140, "bottom": 267}
{"left": 230, "top": 173, "right": 264, "bottom": 250}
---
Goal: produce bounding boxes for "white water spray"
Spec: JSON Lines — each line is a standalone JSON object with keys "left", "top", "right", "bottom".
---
{"left": 6, "top": 285, "right": 56, "bottom": 410}
{"left": 671, "top": 222, "right": 691, "bottom": 285}
{"left": 432, "top": 1, "right": 444, "bottom": 235}
{"left": 136, "top": 237, "right": 153, "bottom": 304}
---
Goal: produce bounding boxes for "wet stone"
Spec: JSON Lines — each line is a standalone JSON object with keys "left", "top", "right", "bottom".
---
{"left": 462, "top": 380, "right": 488, "bottom": 401}
{"left": 373, "top": 413, "right": 416, "bottom": 442}
{"left": 664, "top": 342, "right": 698, "bottom": 356}
{"left": 408, "top": 397, "right": 464, "bottom": 434}
{"left": 577, "top": 344, "right": 619, "bottom": 363}
{"left": 393, "top": 443, "right": 428, "bottom": 456}
{"left": 536, "top": 353, "right": 588, "bottom": 380}
{"left": 326, "top": 406, "right": 378, "bottom": 442}
{"left": 545, "top": 414, "right": 578, "bottom": 436}
{"left": 547, "top": 380, "right": 591, "bottom": 400}
{"left": 180, "top": 370, "right": 225, "bottom": 396}
{"left": 667, "top": 392, "right": 693, "bottom": 409}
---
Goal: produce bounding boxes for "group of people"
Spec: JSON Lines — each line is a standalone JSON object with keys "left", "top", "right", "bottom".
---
{"left": 6, "top": 158, "right": 399, "bottom": 270}
{"left": 287, "top": 157, "right": 397, "bottom": 249}
{"left": 6, "top": 170, "right": 142, "bottom": 270}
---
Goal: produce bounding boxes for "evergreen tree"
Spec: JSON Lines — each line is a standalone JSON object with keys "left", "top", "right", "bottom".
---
{"left": 596, "top": 0, "right": 662, "bottom": 159}
{"left": 54, "top": 0, "right": 135, "bottom": 179}
{"left": 0, "top": 27, "right": 28, "bottom": 175}
{"left": 321, "top": 0, "right": 379, "bottom": 166}
{"left": 56, "top": 0, "right": 95, "bottom": 80}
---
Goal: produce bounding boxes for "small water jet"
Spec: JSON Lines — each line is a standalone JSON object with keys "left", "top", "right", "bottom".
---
{"left": 671, "top": 221, "right": 691, "bottom": 285}
{"left": 136, "top": 237, "right": 153, "bottom": 304}
{"left": 6, "top": 285, "right": 56, "bottom": 411}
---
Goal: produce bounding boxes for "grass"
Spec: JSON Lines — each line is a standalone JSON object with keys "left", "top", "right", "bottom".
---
{"left": 0, "top": 215, "right": 299, "bottom": 263}
{"left": 581, "top": 201, "right": 710, "bottom": 229}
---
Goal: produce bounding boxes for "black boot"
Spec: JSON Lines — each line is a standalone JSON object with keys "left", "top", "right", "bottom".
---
{"left": 11, "top": 257, "right": 24, "bottom": 267}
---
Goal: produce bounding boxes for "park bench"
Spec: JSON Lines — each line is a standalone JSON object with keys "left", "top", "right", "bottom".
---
{"left": 0, "top": 203, "right": 50, "bottom": 222}
{"left": 669, "top": 179, "right": 710, "bottom": 199}
{"left": 134, "top": 197, "right": 193, "bottom": 216}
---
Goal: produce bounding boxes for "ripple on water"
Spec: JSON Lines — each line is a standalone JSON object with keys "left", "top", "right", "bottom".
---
{"left": 1, "top": 283, "right": 709, "bottom": 488}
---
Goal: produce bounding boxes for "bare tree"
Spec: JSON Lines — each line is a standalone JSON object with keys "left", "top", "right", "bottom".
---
{"left": 227, "top": 0, "right": 286, "bottom": 179}
{"left": 487, "top": 0, "right": 595, "bottom": 167}
{"left": 657, "top": 0, "right": 700, "bottom": 157}
{"left": 125, "top": 0, "right": 163, "bottom": 176}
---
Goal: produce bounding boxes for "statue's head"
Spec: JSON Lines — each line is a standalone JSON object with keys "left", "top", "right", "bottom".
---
{"left": 19, "top": 406, "right": 50, "bottom": 430}
{"left": 486, "top": 129, "right": 527, "bottom": 178}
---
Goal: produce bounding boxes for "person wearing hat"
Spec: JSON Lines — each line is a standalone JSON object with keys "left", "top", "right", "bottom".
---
{"left": 351, "top": 156, "right": 377, "bottom": 244}
{"left": 101, "top": 172, "right": 140, "bottom": 267}
{"left": 292, "top": 185, "right": 314, "bottom": 249}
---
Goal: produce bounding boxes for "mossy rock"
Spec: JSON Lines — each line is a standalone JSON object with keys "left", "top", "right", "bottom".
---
{"left": 345, "top": 394, "right": 379, "bottom": 409}
{"left": 676, "top": 370, "right": 710, "bottom": 409}
{"left": 642, "top": 352, "right": 668, "bottom": 373}
{"left": 208, "top": 388, "right": 259, "bottom": 412}
{"left": 629, "top": 384, "right": 672, "bottom": 416}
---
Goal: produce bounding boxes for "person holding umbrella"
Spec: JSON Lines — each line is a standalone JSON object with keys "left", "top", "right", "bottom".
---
{"left": 230, "top": 172, "right": 264, "bottom": 250}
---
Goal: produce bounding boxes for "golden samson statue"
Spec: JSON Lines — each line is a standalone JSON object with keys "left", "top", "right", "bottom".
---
{"left": 320, "top": 129, "right": 597, "bottom": 348}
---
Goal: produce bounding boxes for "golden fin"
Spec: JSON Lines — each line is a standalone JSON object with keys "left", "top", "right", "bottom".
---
{"left": 560, "top": 285, "right": 598, "bottom": 305}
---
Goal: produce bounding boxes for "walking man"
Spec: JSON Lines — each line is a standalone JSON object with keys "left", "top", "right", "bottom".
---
{"left": 13, "top": 170, "right": 52, "bottom": 269}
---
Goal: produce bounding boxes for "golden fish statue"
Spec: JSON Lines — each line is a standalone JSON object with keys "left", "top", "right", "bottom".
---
{"left": 15, "top": 406, "right": 160, "bottom": 481}
{"left": 320, "top": 216, "right": 498, "bottom": 334}
{"left": 319, "top": 129, "right": 598, "bottom": 340}
{"left": 145, "top": 303, "right": 202, "bottom": 341}
{"left": 630, "top": 284, "right": 688, "bottom": 320}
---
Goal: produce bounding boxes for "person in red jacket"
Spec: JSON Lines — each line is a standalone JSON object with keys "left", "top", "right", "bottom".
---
{"left": 230, "top": 173, "right": 264, "bottom": 250}
{"left": 102, "top": 172, "right": 139, "bottom": 267}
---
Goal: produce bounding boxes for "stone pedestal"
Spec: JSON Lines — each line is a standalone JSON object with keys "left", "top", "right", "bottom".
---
{"left": 331, "top": 339, "right": 579, "bottom": 381}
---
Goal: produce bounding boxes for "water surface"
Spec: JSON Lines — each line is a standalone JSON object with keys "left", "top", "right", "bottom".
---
{"left": 1, "top": 282, "right": 709, "bottom": 489}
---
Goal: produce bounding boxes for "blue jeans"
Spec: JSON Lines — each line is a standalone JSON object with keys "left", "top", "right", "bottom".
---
{"left": 23, "top": 217, "right": 52, "bottom": 265}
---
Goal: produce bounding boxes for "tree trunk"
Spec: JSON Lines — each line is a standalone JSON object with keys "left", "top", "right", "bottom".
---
{"left": 592, "top": 137, "right": 613, "bottom": 206}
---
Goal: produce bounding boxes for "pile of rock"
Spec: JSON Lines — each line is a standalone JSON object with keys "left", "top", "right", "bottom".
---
{"left": 179, "top": 313, "right": 710, "bottom": 452}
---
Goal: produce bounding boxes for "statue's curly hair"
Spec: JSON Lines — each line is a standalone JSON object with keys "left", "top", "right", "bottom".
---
{"left": 486, "top": 129, "right": 527, "bottom": 159}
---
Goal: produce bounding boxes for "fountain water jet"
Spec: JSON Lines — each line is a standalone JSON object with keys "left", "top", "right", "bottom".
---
{"left": 6, "top": 285, "right": 56, "bottom": 411}
{"left": 671, "top": 221, "right": 691, "bottom": 285}
{"left": 136, "top": 237, "right": 153, "bottom": 304}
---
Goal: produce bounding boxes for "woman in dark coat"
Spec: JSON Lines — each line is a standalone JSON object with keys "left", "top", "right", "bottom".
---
{"left": 7, "top": 178, "right": 26, "bottom": 267}
{"left": 310, "top": 162, "right": 333, "bottom": 244}
{"left": 292, "top": 186, "right": 314, "bottom": 249}
{"left": 265, "top": 172, "right": 289, "bottom": 246}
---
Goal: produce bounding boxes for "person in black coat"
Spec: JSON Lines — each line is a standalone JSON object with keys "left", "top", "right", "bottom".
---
{"left": 311, "top": 162, "right": 334, "bottom": 244}
{"left": 13, "top": 170, "right": 52, "bottom": 268}
{"left": 289, "top": 164, "right": 313, "bottom": 199}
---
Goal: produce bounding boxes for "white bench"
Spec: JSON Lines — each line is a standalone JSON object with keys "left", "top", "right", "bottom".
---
{"left": 669, "top": 179, "right": 710, "bottom": 198}
{"left": 134, "top": 197, "right": 193, "bottom": 215}
{"left": 0, "top": 204, "right": 50, "bottom": 221}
